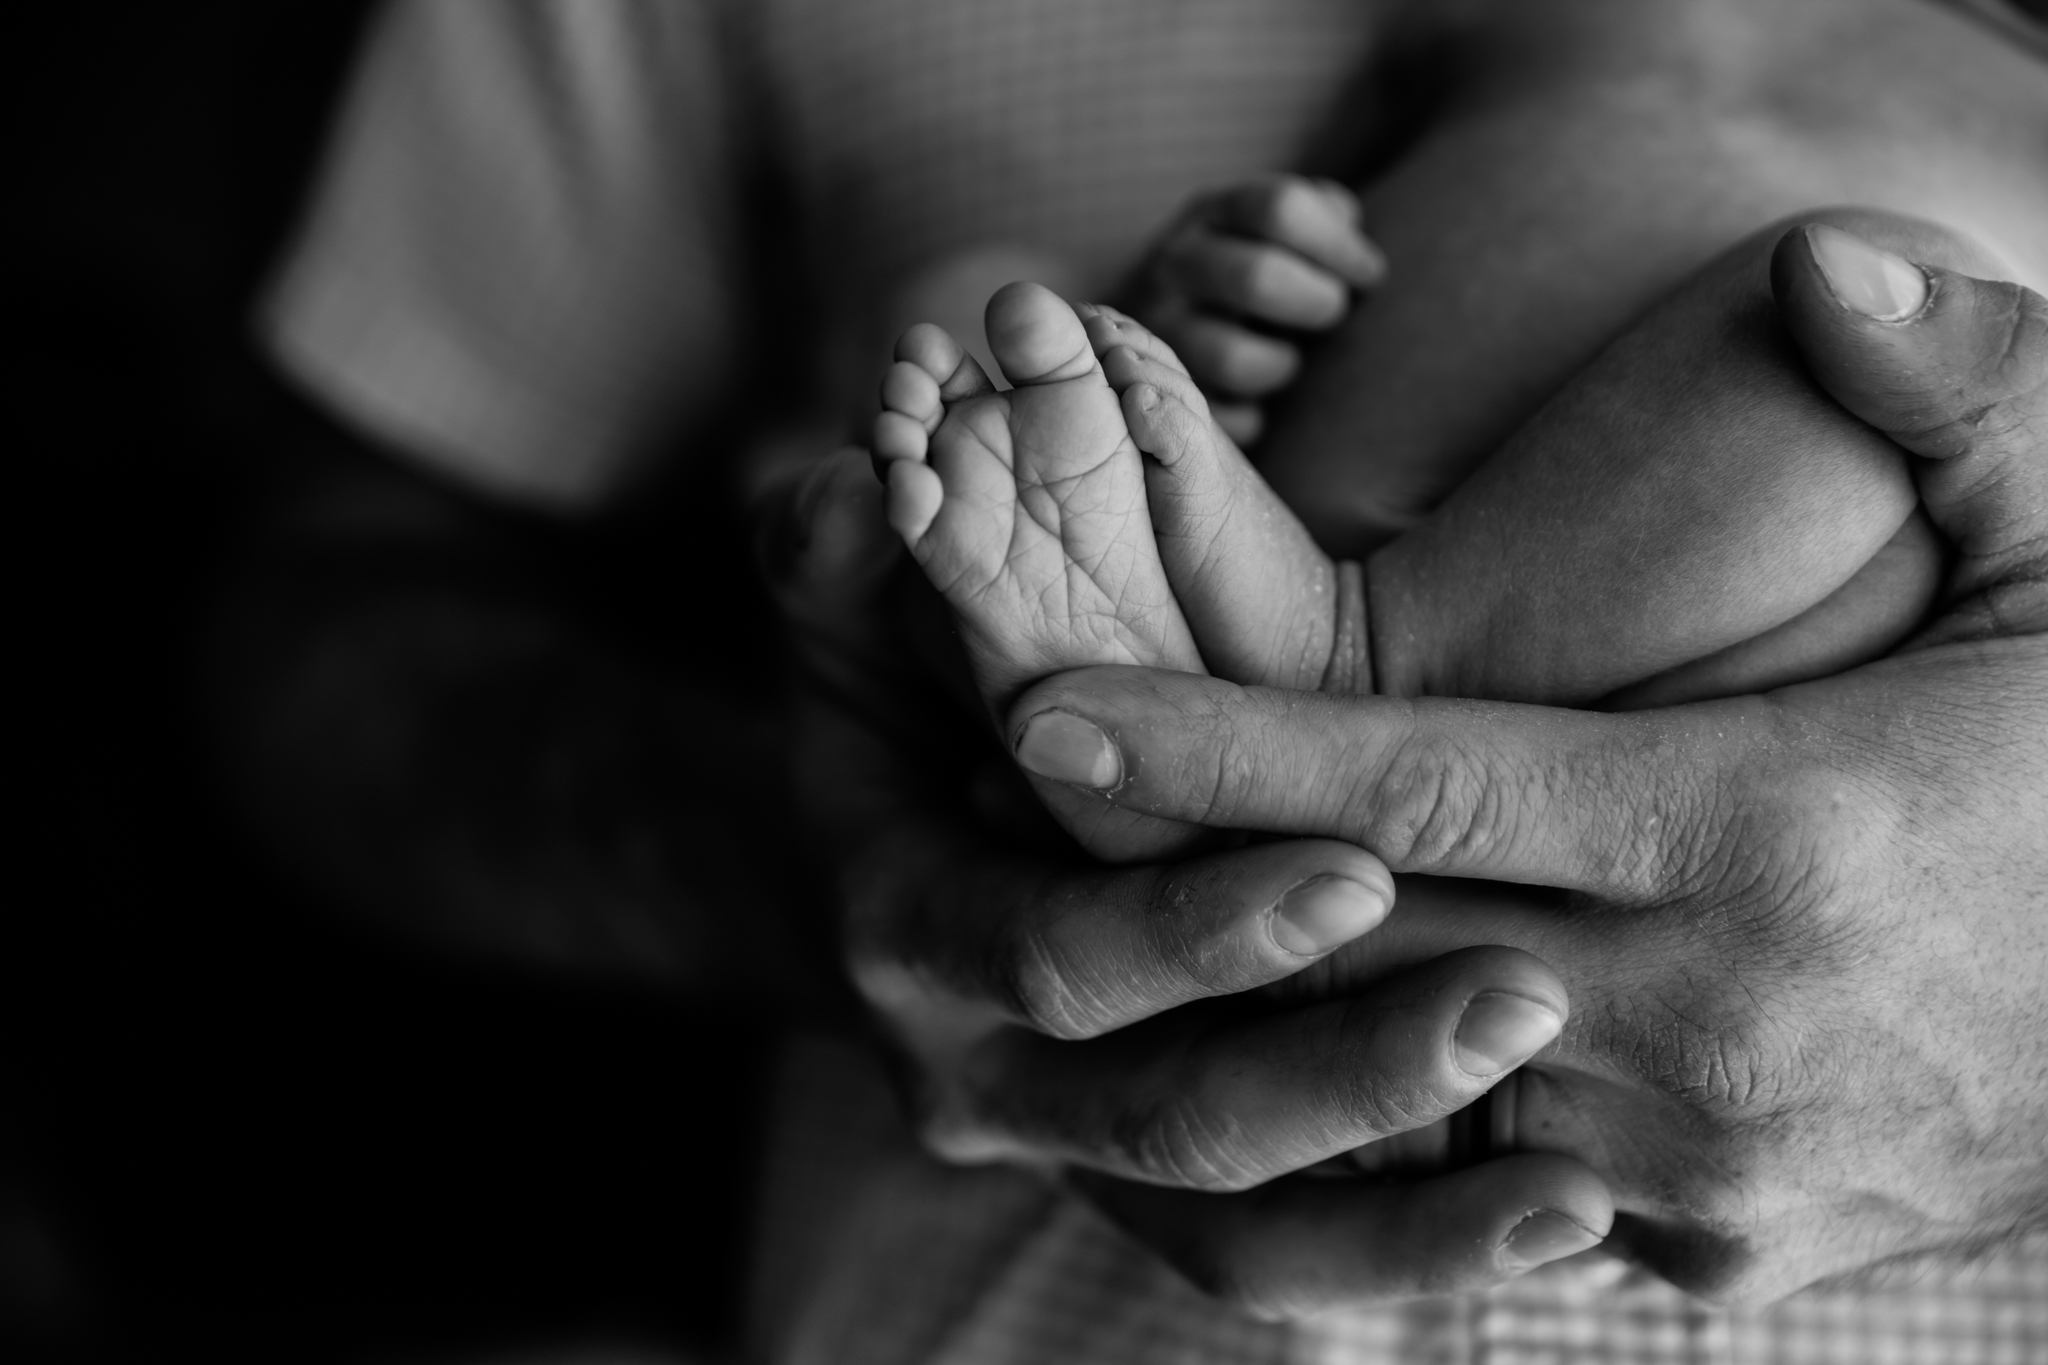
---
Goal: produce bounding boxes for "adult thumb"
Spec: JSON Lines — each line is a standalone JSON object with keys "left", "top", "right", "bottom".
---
{"left": 1773, "top": 221, "right": 2048, "bottom": 636}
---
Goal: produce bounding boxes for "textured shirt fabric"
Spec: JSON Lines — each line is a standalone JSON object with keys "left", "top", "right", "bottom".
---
{"left": 267, "top": 0, "right": 1382, "bottom": 508}
{"left": 266, "top": 2, "right": 2048, "bottom": 1360}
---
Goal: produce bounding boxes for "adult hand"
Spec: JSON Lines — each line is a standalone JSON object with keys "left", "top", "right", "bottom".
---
{"left": 765, "top": 445, "right": 1616, "bottom": 1312}
{"left": 1003, "top": 237, "right": 2048, "bottom": 1301}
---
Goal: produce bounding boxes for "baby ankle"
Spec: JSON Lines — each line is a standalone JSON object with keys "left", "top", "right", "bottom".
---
{"left": 1318, "top": 559, "right": 1375, "bottom": 695}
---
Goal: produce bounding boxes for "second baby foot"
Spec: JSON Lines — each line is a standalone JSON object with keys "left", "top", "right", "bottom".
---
{"left": 874, "top": 282, "right": 1204, "bottom": 710}
{"left": 1083, "top": 307, "right": 1349, "bottom": 692}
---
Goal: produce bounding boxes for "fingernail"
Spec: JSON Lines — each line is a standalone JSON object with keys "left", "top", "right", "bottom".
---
{"left": 1808, "top": 225, "right": 1928, "bottom": 321}
{"left": 1135, "top": 384, "right": 1160, "bottom": 413}
{"left": 1014, "top": 710, "right": 1122, "bottom": 789}
{"left": 1500, "top": 1210, "right": 1602, "bottom": 1273}
{"left": 1270, "top": 876, "right": 1388, "bottom": 956}
{"left": 1455, "top": 992, "right": 1562, "bottom": 1077}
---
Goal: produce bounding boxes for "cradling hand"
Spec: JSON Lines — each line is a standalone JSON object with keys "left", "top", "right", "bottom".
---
{"left": 1005, "top": 236, "right": 2048, "bottom": 1301}
{"left": 762, "top": 445, "right": 1615, "bottom": 1312}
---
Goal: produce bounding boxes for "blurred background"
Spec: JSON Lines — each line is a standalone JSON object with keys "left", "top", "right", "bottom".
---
{"left": 11, "top": 7, "right": 761, "bottom": 1360}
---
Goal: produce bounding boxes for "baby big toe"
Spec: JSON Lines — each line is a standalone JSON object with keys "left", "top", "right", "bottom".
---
{"left": 985, "top": 282, "right": 1097, "bottom": 385}
{"left": 882, "top": 360, "right": 943, "bottom": 424}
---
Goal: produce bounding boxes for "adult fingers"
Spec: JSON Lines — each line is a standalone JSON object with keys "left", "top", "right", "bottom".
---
{"left": 777, "top": 454, "right": 1396, "bottom": 1039}
{"left": 844, "top": 816, "right": 1397, "bottom": 1045}
{"left": 1773, "top": 223, "right": 2048, "bottom": 636}
{"left": 1776, "top": 224, "right": 2048, "bottom": 464}
{"left": 1007, "top": 668, "right": 1739, "bottom": 903}
{"left": 1071, "top": 1154, "right": 1611, "bottom": 1317}
{"left": 930, "top": 945, "right": 1569, "bottom": 1184}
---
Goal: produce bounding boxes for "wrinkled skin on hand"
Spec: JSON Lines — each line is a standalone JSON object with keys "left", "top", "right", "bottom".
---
{"left": 770, "top": 227, "right": 2047, "bottom": 1310}
{"left": 767, "top": 444, "right": 1619, "bottom": 1311}
{"left": 1006, "top": 242, "right": 2048, "bottom": 1300}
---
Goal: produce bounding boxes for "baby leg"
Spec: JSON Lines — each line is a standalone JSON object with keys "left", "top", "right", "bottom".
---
{"left": 1362, "top": 209, "right": 2022, "bottom": 708}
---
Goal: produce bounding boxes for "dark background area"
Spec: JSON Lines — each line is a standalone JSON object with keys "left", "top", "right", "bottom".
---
{"left": 12, "top": 7, "right": 762, "bottom": 1360}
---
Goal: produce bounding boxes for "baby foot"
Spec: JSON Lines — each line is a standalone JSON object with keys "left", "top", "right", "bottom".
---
{"left": 1085, "top": 307, "right": 1349, "bottom": 692}
{"left": 873, "top": 282, "right": 1205, "bottom": 710}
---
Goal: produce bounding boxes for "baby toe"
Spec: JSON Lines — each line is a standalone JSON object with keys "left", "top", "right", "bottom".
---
{"left": 985, "top": 282, "right": 1096, "bottom": 385}
{"left": 885, "top": 458, "right": 945, "bottom": 545}
{"left": 1084, "top": 307, "right": 1191, "bottom": 377}
{"left": 897, "top": 322, "right": 997, "bottom": 400}
{"left": 873, "top": 409, "right": 930, "bottom": 465}
{"left": 881, "top": 359, "right": 945, "bottom": 431}
{"left": 1101, "top": 343, "right": 1210, "bottom": 422}
{"left": 1121, "top": 378, "right": 1216, "bottom": 470}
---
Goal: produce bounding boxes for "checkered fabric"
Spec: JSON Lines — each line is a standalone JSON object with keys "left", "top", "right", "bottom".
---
{"left": 269, "top": 2, "right": 2048, "bottom": 1361}
{"left": 761, "top": 1036, "right": 2048, "bottom": 1365}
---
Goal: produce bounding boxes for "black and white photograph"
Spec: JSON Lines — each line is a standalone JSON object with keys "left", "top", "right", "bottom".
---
{"left": 12, "top": 2, "right": 2048, "bottom": 1362}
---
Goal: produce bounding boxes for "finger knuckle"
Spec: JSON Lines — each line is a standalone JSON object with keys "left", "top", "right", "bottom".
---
{"left": 1003, "top": 928, "right": 1108, "bottom": 1039}
{"left": 1180, "top": 712, "right": 1268, "bottom": 828}
{"left": 1327, "top": 1000, "right": 1443, "bottom": 1133}
{"left": 1111, "top": 1090, "right": 1267, "bottom": 1192}
{"left": 1571, "top": 726, "right": 1737, "bottom": 903}
{"left": 1332, "top": 1071, "right": 1435, "bottom": 1142}
{"left": 1142, "top": 874, "right": 1263, "bottom": 995}
{"left": 1001, "top": 873, "right": 1234, "bottom": 1040}
{"left": 1694, "top": 752, "right": 1890, "bottom": 941}
{"left": 1345, "top": 728, "right": 1518, "bottom": 871}
{"left": 1589, "top": 798, "right": 1879, "bottom": 1108}
{"left": 1605, "top": 984, "right": 1784, "bottom": 1117}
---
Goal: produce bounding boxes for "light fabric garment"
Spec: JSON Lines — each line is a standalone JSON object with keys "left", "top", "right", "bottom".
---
{"left": 268, "top": 0, "right": 1382, "bottom": 508}
{"left": 265, "top": 2, "right": 2048, "bottom": 1360}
